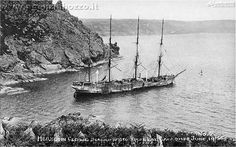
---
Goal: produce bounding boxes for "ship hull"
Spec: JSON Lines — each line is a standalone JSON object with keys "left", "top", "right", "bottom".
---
{"left": 72, "top": 77, "right": 174, "bottom": 99}
{"left": 74, "top": 91, "right": 103, "bottom": 98}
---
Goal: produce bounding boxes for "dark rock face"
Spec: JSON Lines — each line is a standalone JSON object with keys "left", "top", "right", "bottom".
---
{"left": 0, "top": 0, "right": 117, "bottom": 84}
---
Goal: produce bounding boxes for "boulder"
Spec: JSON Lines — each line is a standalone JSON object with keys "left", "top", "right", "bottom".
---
{"left": 23, "top": 120, "right": 38, "bottom": 141}
{"left": 43, "top": 112, "right": 83, "bottom": 131}
{"left": 24, "top": 127, "right": 36, "bottom": 140}
{"left": 2, "top": 117, "right": 28, "bottom": 131}
{"left": 41, "top": 112, "right": 83, "bottom": 143}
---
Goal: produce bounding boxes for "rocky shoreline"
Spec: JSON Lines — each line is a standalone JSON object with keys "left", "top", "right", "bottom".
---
{"left": 0, "top": 66, "right": 78, "bottom": 86}
{"left": 0, "top": 0, "right": 119, "bottom": 87}
{"left": 0, "top": 113, "right": 235, "bottom": 146}
{"left": 0, "top": 65, "right": 80, "bottom": 95}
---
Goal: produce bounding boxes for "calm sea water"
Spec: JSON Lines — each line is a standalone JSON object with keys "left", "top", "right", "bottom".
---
{"left": 0, "top": 33, "right": 235, "bottom": 137}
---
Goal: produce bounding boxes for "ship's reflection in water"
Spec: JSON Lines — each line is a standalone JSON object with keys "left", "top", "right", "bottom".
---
{"left": 0, "top": 34, "right": 235, "bottom": 138}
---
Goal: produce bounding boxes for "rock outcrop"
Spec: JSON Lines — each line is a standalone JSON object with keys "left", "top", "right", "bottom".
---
{"left": 1, "top": 117, "right": 29, "bottom": 130}
{"left": 0, "top": 113, "right": 235, "bottom": 146}
{"left": 0, "top": 0, "right": 119, "bottom": 85}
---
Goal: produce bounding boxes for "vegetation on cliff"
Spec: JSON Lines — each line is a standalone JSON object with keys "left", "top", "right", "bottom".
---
{"left": 0, "top": 0, "right": 118, "bottom": 84}
{"left": 0, "top": 113, "right": 235, "bottom": 146}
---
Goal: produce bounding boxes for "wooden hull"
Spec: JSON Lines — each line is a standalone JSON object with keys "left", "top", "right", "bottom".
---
{"left": 72, "top": 77, "right": 174, "bottom": 99}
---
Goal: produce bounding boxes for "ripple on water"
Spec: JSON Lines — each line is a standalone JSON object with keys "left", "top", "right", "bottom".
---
{"left": 0, "top": 34, "right": 235, "bottom": 138}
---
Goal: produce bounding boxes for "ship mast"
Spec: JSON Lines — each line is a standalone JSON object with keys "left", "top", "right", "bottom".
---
{"left": 158, "top": 19, "right": 164, "bottom": 77}
{"left": 134, "top": 17, "right": 140, "bottom": 79}
{"left": 108, "top": 15, "right": 112, "bottom": 82}
{"left": 88, "top": 32, "right": 91, "bottom": 82}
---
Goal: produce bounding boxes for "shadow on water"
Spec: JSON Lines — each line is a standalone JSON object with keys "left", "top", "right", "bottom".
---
{"left": 73, "top": 83, "right": 175, "bottom": 103}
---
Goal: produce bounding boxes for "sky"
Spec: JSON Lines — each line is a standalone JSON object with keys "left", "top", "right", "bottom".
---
{"left": 53, "top": 0, "right": 235, "bottom": 20}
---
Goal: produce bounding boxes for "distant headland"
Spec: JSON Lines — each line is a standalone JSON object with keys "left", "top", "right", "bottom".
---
{"left": 82, "top": 19, "right": 235, "bottom": 36}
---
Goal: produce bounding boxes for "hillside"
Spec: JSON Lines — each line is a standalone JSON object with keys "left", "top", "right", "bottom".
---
{"left": 0, "top": 0, "right": 118, "bottom": 85}
{"left": 82, "top": 19, "right": 235, "bottom": 36}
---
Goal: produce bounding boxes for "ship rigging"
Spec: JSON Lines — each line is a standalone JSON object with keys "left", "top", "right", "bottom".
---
{"left": 72, "top": 17, "right": 186, "bottom": 98}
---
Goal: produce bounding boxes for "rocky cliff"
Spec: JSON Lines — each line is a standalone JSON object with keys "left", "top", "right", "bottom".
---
{"left": 0, "top": 0, "right": 118, "bottom": 85}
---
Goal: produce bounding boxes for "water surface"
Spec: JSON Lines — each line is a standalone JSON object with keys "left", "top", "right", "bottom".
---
{"left": 0, "top": 33, "right": 235, "bottom": 138}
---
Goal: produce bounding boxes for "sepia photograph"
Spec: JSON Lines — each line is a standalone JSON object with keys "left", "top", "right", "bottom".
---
{"left": 0, "top": 0, "right": 235, "bottom": 146}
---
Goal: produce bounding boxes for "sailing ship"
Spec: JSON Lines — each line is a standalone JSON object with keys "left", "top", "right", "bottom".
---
{"left": 72, "top": 16, "right": 186, "bottom": 97}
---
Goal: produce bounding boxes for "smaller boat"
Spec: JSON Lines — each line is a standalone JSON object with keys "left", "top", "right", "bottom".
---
{"left": 200, "top": 70, "right": 203, "bottom": 76}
